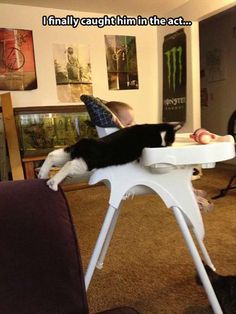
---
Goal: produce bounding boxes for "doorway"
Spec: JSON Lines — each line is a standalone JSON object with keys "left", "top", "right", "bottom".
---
{"left": 199, "top": 6, "right": 236, "bottom": 136}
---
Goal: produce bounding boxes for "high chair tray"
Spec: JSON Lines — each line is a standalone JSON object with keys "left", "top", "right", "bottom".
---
{"left": 142, "top": 133, "right": 235, "bottom": 168}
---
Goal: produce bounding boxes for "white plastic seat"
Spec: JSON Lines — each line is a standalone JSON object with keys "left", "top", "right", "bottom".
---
{"left": 96, "top": 126, "right": 119, "bottom": 138}
{"left": 85, "top": 127, "right": 235, "bottom": 314}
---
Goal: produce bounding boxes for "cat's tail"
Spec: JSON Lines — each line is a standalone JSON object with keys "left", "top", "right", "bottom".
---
{"left": 196, "top": 262, "right": 222, "bottom": 285}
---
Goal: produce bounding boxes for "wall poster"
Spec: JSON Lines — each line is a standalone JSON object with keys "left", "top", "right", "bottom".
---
{"left": 163, "top": 28, "right": 186, "bottom": 123}
{"left": 105, "top": 35, "right": 138, "bottom": 90}
{"left": 0, "top": 28, "right": 37, "bottom": 90}
{"left": 53, "top": 43, "right": 93, "bottom": 103}
{"left": 206, "top": 48, "right": 225, "bottom": 83}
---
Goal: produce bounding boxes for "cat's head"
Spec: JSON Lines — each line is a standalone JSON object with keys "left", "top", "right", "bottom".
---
{"left": 161, "top": 122, "right": 183, "bottom": 146}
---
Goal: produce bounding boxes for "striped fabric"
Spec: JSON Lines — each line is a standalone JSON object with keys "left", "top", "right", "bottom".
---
{"left": 80, "top": 95, "right": 117, "bottom": 128}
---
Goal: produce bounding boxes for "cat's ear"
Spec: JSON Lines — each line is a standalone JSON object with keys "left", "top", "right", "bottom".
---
{"left": 169, "top": 122, "right": 184, "bottom": 132}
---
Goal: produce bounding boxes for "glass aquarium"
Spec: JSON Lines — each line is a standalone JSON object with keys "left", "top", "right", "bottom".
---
{"left": 15, "top": 106, "right": 97, "bottom": 157}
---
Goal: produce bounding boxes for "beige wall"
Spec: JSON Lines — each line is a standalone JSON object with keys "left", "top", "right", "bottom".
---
{"left": 0, "top": 4, "right": 158, "bottom": 124}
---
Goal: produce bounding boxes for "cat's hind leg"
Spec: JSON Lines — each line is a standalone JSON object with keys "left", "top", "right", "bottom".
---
{"left": 38, "top": 148, "right": 71, "bottom": 179}
{"left": 47, "top": 158, "right": 88, "bottom": 191}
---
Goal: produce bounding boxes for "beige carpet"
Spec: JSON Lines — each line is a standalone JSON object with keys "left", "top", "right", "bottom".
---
{"left": 65, "top": 163, "right": 236, "bottom": 314}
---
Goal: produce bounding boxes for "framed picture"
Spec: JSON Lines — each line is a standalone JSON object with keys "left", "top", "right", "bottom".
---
{"left": 14, "top": 105, "right": 97, "bottom": 158}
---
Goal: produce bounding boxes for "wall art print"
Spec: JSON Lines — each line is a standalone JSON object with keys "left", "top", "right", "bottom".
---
{"left": 105, "top": 35, "right": 139, "bottom": 90}
{"left": 205, "top": 48, "right": 226, "bottom": 83}
{"left": 0, "top": 28, "right": 37, "bottom": 90}
{"left": 163, "top": 28, "right": 186, "bottom": 123}
{"left": 53, "top": 43, "right": 93, "bottom": 103}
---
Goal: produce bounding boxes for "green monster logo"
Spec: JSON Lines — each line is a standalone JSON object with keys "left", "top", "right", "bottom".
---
{"left": 165, "top": 46, "right": 183, "bottom": 92}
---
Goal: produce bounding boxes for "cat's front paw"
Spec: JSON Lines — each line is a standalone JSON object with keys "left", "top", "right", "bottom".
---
{"left": 46, "top": 178, "right": 58, "bottom": 191}
{"left": 38, "top": 169, "right": 49, "bottom": 179}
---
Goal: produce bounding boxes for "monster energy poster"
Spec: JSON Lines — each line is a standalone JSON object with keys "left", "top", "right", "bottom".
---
{"left": 163, "top": 29, "right": 186, "bottom": 122}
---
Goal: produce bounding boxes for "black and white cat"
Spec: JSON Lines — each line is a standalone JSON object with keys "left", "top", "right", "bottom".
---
{"left": 197, "top": 264, "right": 236, "bottom": 314}
{"left": 38, "top": 123, "right": 182, "bottom": 191}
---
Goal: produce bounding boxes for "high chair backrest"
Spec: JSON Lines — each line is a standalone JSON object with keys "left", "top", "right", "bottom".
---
{"left": 80, "top": 95, "right": 121, "bottom": 138}
{"left": 96, "top": 126, "right": 119, "bottom": 138}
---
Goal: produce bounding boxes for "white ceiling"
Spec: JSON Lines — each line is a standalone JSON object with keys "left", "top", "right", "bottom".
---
{"left": 0, "top": 0, "right": 190, "bottom": 16}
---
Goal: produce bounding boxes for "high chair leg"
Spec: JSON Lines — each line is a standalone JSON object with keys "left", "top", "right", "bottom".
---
{"left": 172, "top": 206, "right": 223, "bottom": 314}
{"left": 96, "top": 206, "right": 121, "bottom": 269}
{"left": 194, "top": 230, "right": 216, "bottom": 271}
{"left": 85, "top": 205, "right": 117, "bottom": 290}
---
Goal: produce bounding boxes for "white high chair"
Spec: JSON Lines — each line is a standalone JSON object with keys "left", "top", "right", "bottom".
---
{"left": 85, "top": 126, "right": 235, "bottom": 314}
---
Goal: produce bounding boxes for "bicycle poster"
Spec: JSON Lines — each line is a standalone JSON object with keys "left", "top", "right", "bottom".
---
{"left": 105, "top": 35, "right": 139, "bottom": 90}
{"left": 163, "top": 28, "right": 186, "bottom": 123}
{"left": 0, "top": 28, "right": 37, "bottom": 90}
